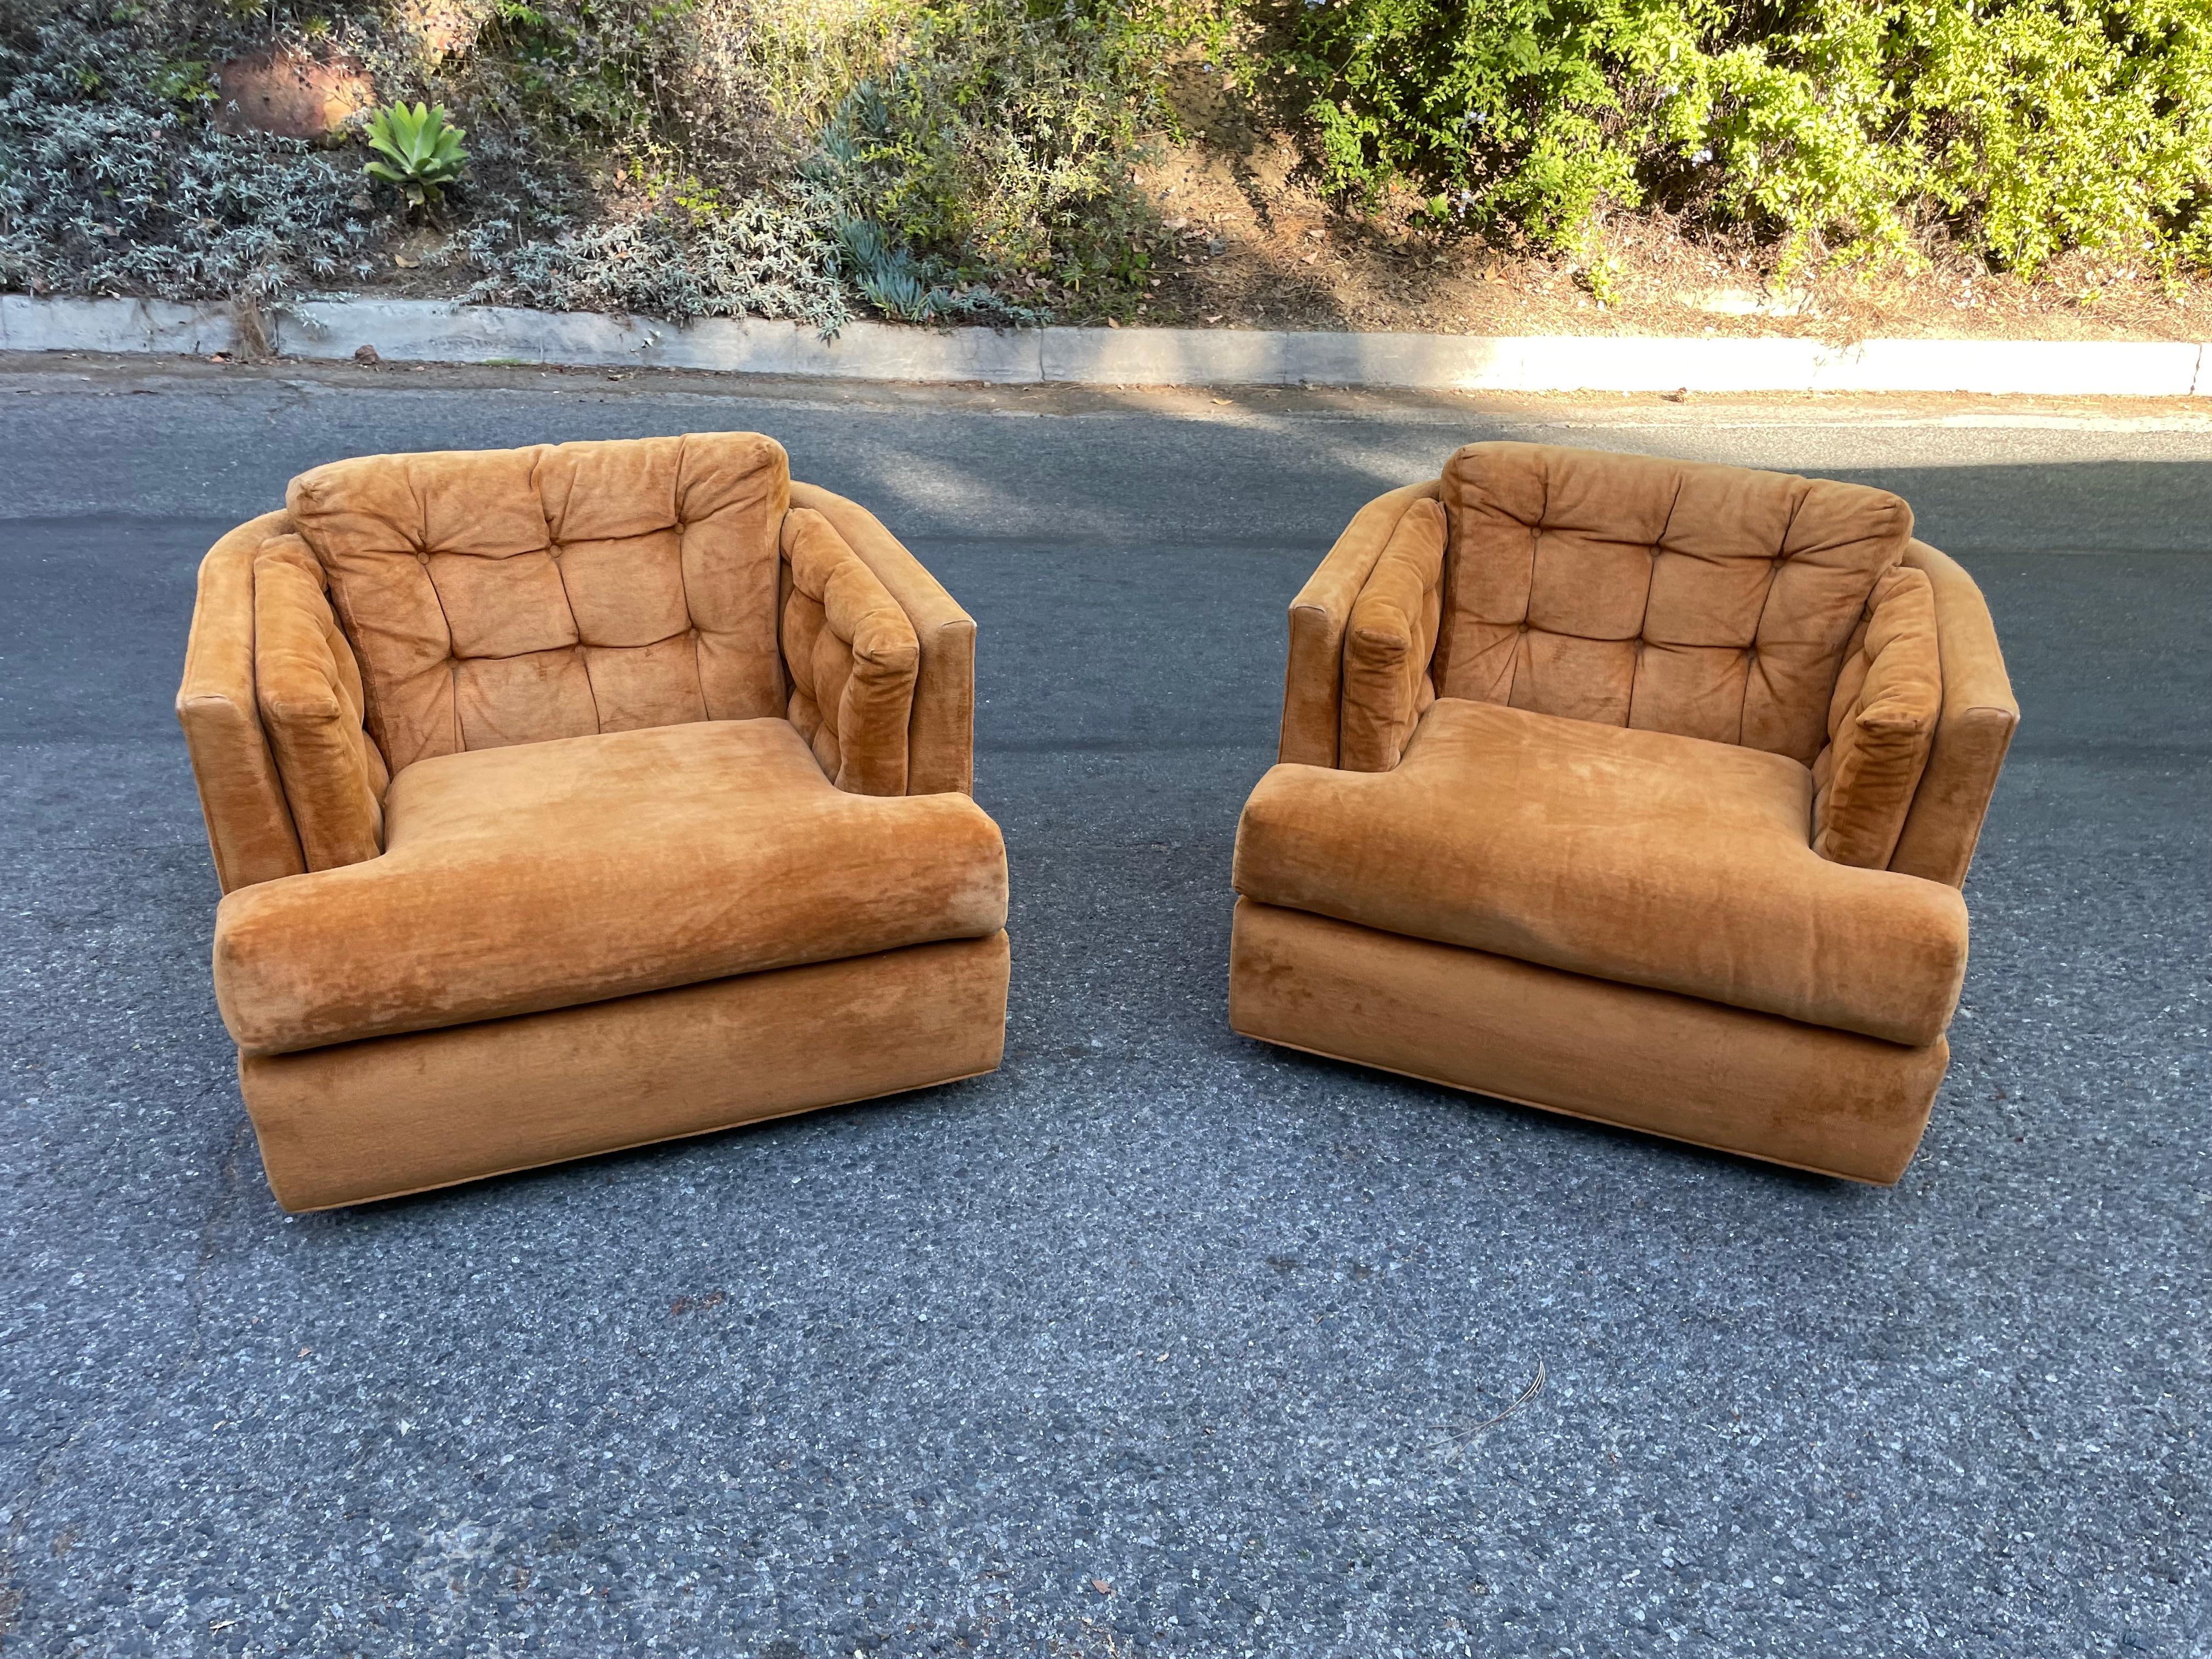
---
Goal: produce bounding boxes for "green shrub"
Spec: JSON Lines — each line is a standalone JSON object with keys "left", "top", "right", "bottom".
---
{"left": 10, "top": 0, "right": 2203, "bottom": 319}
{"left": 1264, "top": 0, "right": 2212, "bottom": 274}
{"left": 458, "top": 193, "right": 853, "bottom": 327}
{"left": 809, "top": 0, "right": 1167, "bottom": 295}
{"left": 819, "top": 213, "right": 1036, "bottom": 321}
{"left": 470, "top": 0, "right": 898, "bottom": 197}
{"left": 469, "top": 0, "right": 1170, "bottom": 310}
{"left": 0, "top": 9, "right": 392, "bottom": 302}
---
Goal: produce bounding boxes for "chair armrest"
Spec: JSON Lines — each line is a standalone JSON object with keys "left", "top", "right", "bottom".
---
{"left": 1340, "top": 498, "right": 1447, "bottom": 771}
{"left": 788, "top": 481, "right": 975, "bottom": 795}
{"left": 1889, "top": 540, "right": 2019, "bottom": 887}
{"left": 254, "top": 535, "right": 390, "bottom": 869}
{"left": 176, "top": 511, "right": 307, "bottom": 893}
{"left": 779, "top": 507, "right": 921, "bottom": 796}
{"left": 1280, "top": 481, "right": 1442, "bottom": 766}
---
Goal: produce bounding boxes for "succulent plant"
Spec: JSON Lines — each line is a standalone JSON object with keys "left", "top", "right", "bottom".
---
{"left": 363, "top": 101, "right": 467, "bottom": 210}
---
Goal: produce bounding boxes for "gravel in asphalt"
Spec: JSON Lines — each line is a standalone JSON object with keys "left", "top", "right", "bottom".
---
{"left": 1, "top": 360, "right": 2207, "bottom": 1658}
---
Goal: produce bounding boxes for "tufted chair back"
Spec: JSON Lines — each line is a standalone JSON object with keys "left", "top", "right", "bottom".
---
{"left": 1434, "top": 443, "right": 1911, "bottom": 766}
{"left": 286, "top": 432, "right": 790, "bottom": 774}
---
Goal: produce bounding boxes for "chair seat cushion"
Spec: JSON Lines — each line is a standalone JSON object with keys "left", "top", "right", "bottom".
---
{"left": 1233, "top": 698, "right": 1967, "bottom": 1046}
{"left": 215, "top": 719, "right": 1008, "bottom": 1055}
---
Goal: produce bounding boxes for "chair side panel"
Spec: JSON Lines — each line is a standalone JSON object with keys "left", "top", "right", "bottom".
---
{"left": 176, "top": 511, "right": 308, "bottom": 893}
{"left": 1282, "top": 480, "right": 1442, "bottom": 768}
{"left": 788, "top": 481, "right": 975, "bottom": 795}
{"left": 1889, "top": 540, "right": 2019, "bottom": 887}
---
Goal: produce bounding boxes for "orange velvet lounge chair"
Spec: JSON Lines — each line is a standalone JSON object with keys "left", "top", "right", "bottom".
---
{"left": 1229, "top": 443, "right": 2018, "bottom": 1183}
{"left": 177, "top": 432, "right": 1010, "bottom": 1211}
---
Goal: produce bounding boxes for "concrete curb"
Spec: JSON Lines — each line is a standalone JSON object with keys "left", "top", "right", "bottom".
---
{"left": 4, "top": 294, "right": 2207, "bottom": 396}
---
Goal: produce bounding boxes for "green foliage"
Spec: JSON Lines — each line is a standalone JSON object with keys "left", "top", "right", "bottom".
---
{"left": 7, "top": 0, "right": 2205, "bottom": 321}
{"left": 1578, "top": 252, "right": 1620, "bottom": 304}
{"left": 470, "top": 0, "right": 865, "bottom": 196}
{"left": 363, "top": 98, "right": 466, "bottom": 207}
{"left": 828, "top": 212, "right": 1039, "bottom": 322}
{"left": 0, "top": 8, "right": 391, "bottom": 302}
{"left": 809, "top": 1, "right": 1165, "bottom": 292}
{"left": 150, "top": 54, "right": 215, "bottom": 105}
{"left": 1266, "top": 0, "right": 2212, "bottom": 273}
{"left": 460, "top": 0, "right": 1166, "bottom": 313}
{"left": 458, "top": 192, "right": 853, "bottom": 328}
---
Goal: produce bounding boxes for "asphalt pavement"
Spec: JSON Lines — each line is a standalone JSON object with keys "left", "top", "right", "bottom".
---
{"left": 1, "top": 357, "right": 2207, "bottom": 1658}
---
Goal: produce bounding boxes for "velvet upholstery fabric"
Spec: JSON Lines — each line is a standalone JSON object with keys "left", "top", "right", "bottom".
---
{"left": 787, "top": 482, "right": 977, "bottom": 796}
{"left": 1813, "top": 565, "right": 1941, "bottom": 868}
{"left": 1278, "top": 481, "right": 1442, "bottom": 768}
{"left": 1229, "top": 902, "right": 1945, "bottom": 1184}
{"left": 1436, "top": 443, "right": 1912, "bottom": 765}
{"left": 1339, "top": 497, "right": 1445, "bottom": 772}
{"left": 183, "top": 444, "right": 1007, "bottom": 1207}
{"left": 286, "top": 433, "right": 791, "bottom": 772}
{"left": 241, "top": 932, "right": 1011, "bottom": 1211}
{"left": 176, "top": 511, "right": 308, "bottom": 891}
{"left": 215, "top": 718, "right": 1007, "bottom": 1055}
{"left": 252, "top": 535, "right": 389, "bottom": 870}
{"left": 1236, "top": 699, "right": 1967, "bottom": 1046}
{"left": 779, "top": 507, "right": 920, "bottom": 795}
{"left": 1889, "top": 541, "right": 2020, "bottom": 887}
{"left": 1235, "top": 447, "right": 2013, "bottom": 1180}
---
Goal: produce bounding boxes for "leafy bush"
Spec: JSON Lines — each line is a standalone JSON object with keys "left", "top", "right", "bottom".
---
{"left": 828, "top": 213, "right": 1039, "bottom": 323}
{"left": 471, "top": 0, "right": 1173, "bottom": 302}
{"left": 8, "top": 0, "right": 2203, "bottom": 322}
{"left": 466, "top": 0, "right": 910, "bottom": 200}
{"left": 811, "top": 1, "right": 1165, "bottom": 292}
{"left": 0, "top": 10, "right": 392, "bottom": 302}
{"left": 1266, "top": 0, "right": 2212, "bottom": 273}
{"left": 455, "top": 192, "right": 853, "bottom": 329}
{"left": 458, "top": 0, "right": 1167, "bottom": 313}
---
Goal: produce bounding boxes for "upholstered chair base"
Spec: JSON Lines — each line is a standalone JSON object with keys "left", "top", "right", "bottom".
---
{"left": 239, "top": 932, "right": 1011, "bottom": 1211}
{"left": 1227, "top": 901, "right": 1944, "bottom": 1184}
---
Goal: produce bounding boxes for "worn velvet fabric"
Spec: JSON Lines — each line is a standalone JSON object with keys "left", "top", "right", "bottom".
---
{"left": 1338, "top": 496, "right": 1445, "bottom": 772}
{"left": 1237, "top": 698, "right": 1967, "bottom": 1046}
{"left": 1813, "top": 564, "right": 1942, "bottom": 867}
{"left": 1889, "top": 541, "right": 2021, "bottom": 885}
{"left": 778, "top": 506, "right": 920, "bottom": 795}
{"left": 180, "top": 438, "right": 1008, "bottom": 1206}
{"left": 788, "top": 482, "right": 978, "bottom": 797}
{"left": 1229, "top": 902, "right": 1944, "bottom": 1184}
{"left": 1436, "top": 443, "right": 1912, "bottom": 765}
{"left": 1278, "top": 481, "right": 1442, "bottom": 769}
{"left": 215, "top": 718, "right": 1007, "bottom": 1056}
{"left": 240, "top": 932, "right": 1011, "bottom": 1211}
{"left": 252, "top": 535, "right": 389, "bottom": 870}
{"left": 176, "top": 511, "right": 308, "bottom": 892}
{"left": 1234, "top": 444, "right": 2015, "bottom": 1180}
{"left": 285, "top": 433, "right": 792, "bottom": 772}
